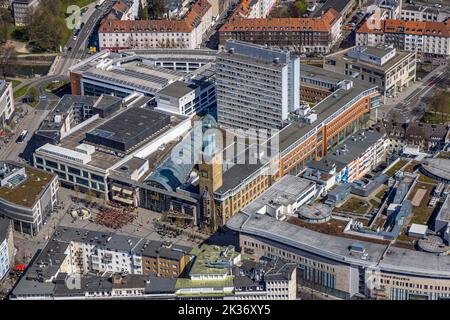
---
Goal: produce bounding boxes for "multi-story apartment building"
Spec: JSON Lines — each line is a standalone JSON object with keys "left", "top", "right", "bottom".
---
{"left": 66, "top": 230, "right": 191, "bottom": 276}
{"left": 306, "top": 128, "right": 386, "bottom": 184}
{"left": 0, "top": 162, "right": 58, "bottom": 236}
{"left": 216, "top": 40, "right": 301, "bottom": 132}
{"left": 324, "top": 45, "right": 417, "bottom": 102}
{"left": 98, "top": 0, "right": 213, "bottom": 50}
{"left": 219, "top": 8, "right": 343, "bottom": 54}
{"left": 401, "top": 4, "right": 450, "bottom": 23}
{"left": 0, "top": 81, "right": 14, "bottom": 129}
{"left": 0, "top": 217, "right": 14, "bottom": 280}
{"left": 356, "top": 19, "right": 450, "bottom": 57}
{"left": 12, "top": 0, "right": 39, "bottom": 26}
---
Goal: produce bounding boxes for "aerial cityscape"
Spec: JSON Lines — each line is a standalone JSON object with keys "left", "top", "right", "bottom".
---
{"left": 0, "top": 0, "right": 449, "bottom": 304}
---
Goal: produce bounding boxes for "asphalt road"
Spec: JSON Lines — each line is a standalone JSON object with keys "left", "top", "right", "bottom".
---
{"left": 385, "top": 65, "right": 449, "bottom": 123}
{"left": 54, "top": 0, "right": 115, "bottom": 76}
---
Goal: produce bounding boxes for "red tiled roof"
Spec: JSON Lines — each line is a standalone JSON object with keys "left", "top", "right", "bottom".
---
{"left": 99, "top": 0, "right": 211, "bottom": 33}
{"left": 220, "top": 8, "right": 341, "bottom": 33}
{"left": 358, "top": 19, "right": 450, "bottom": 37}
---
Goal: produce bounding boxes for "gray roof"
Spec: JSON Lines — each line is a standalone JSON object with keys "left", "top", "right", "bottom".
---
{"left": 241, "top": 175, "right": 315, "bottom": 215}
{"left": 226, "top": 212, "right": 387, "bottom": 267}
{"left": 308, "top": 128, "right": 385, "bottom": 172}
{"left": 157, "top": 81, "right": 198, "bottom": 99}
{"left": 379, "top": 247, "right": 450, "bottom": 278}
{"left": 276, "top": 65, "right": 377, "bottom": 154}
{"left": 421, "top": 158, "right": 450, "bottom": 182}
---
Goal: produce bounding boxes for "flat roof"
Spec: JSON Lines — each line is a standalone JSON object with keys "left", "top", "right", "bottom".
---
{"left": 189, "top": 245, "right": 239, "bottom": 275}
{"left": 86, "top": 107, "right": 171, "bottom": 152}
{"left": 379, "top": 247, "right": 450, "bottom": 278}
{"left": 326, "top": 46, "right": 414, "bottom": 72}
{"left": 241, "top": 175, "right": 315, "bottom": 214}
{"left": 227, "top": 212, "right": 387, "bottom": 267}
{"left": 157, "top": 81, "right": 198, "bottom": 99}
{"left": 422, "top": 158, "right": 450, "bottom": 182}
{"left": 277, "top": 65, "right": 377, "bottom": 154}
{"left": 0, "top": 164, "right": 55, "bottom": 208}
{"left": 308, "top": 128, "right": 384, "bottom": 172}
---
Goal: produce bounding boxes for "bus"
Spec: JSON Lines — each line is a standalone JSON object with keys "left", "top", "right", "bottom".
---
{"left": 16, "top": 130, "right": 28, "bottom": 144}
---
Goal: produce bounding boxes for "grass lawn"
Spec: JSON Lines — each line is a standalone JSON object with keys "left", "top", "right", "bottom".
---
{"left": 337, "top": 197, "right": 370, "bottom": 214}
{"left": 375, "top": 187, "right": 388, "bottom": 201}
{"left": 407, "top": 183, "right": 435, "bottom": 225}
{"left": 418, "top": 173, "right": 438, "bottom": 184}
{"left": 421, "top": 112, "right": 450, "bottom": 124}
{"left": 403, "top": 160, "right": 420, "bottom": 173}
{"left": 10, "top": 80, "right": 21, "bottom": 88}
{"left": 13, "top": 84, "right": 30, "bottom": 99}
{"left": 385, "top": 159, "right": 408, "bottom": 177}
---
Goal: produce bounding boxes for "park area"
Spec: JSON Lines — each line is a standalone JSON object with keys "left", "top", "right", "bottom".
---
{"left": 422, "top": 91, "right": 450, "bottom": 124}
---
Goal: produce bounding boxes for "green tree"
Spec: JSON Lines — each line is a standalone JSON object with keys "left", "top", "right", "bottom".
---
{"left": 0, "top": 8, "right": 12, "bottom": 44}
{"left": 147, "top": 0, "right": 165, "bottom": 19}
{"left": 138, "top": 3, "right": 149, "bottom": 20}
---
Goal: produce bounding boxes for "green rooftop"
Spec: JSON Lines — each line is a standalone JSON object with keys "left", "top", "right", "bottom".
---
{"left": 188, "top": 245, "right": 240, "bottom": 276}
{"left": 175, "top": 276, "right": 234, "bottom": 290}
{"left": 0, "top": 166, "right": 55, "bottom": 208}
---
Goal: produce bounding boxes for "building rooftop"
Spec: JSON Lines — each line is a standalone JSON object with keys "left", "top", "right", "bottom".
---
{"left": 99, "top": 0, "right": 211, "bottom": 34}
{"left": 241, "top": 175, "right": 316, "bottom": 215}
{"left": 326, "top": 45, "right": 414, "bottom": 72}
{"left": 379, "top": 246, "right": 450, "bottom": 278}
{"left": 421, "top": 158, "right": 450, "bottom": 182}
{"left": 308, "top": 128, "right": 385, "bottom": 173}
{"left": 0, "top": 80, "right": 11, "bottom": 97}
{"left": 188, "top": 245, "right": 239, "bottom": 276}
{"left": 358, "top": 19, "right": 450, "bottom": 37}
{"left": 157, "top": 81, "right": 198, "bottom": 99}
{"left": 276, "top": 66, "right": 377, "bottom": 154}
{"left": 85, "top": 107, "right": 171, "bottom": 153}
{"left": 70, "top": 53, "right": 185, "bottom": 95}
{"left": 0, "top": 163, "right": 56, "bottom": 208}
{"left": 227, "top": 211, "right": 388, "bottom": 267}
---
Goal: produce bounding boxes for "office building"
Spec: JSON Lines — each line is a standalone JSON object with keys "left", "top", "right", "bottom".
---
{"left": 12, "top": 0, "right": 39, "bottom": 26}
{"left": 155, "top": 80, "right": 216, "bottom": 116}
{"left": 0, "top": 81, "right": 14, "bottom": 129}
{"left": 0, "top": 217, "right": 14, "bottom": 280}
{"left": 0, "top": 162, "right": 58, "bottom": 236}
{"left": 226, "top": 201, "right": 450, "bottom": 300}
{"left": 324, "top": 45, "right": 417, "bottom": 102}
{"left": 216, "top": 40, "right": 300, "bottom": 132}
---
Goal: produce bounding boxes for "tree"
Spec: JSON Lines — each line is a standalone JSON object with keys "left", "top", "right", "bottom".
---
{"left": 27, "top": 0, "right": 66, "bottom": 51}
{"left": 0, "top": 8, "right": 12, "bottom": 44}
{"left": 0, "top": 43, "right": 17, "bottom": 78}
{"left": 138, "top": 3, "right": 149, "bottom": 20}
{"left": 147, "top": 0, "right": 165, "bottom": 19}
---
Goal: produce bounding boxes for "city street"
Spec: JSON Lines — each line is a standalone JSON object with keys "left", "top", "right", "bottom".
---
{"left": 371, "top": 63, "right": 449, "bottom": 123}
